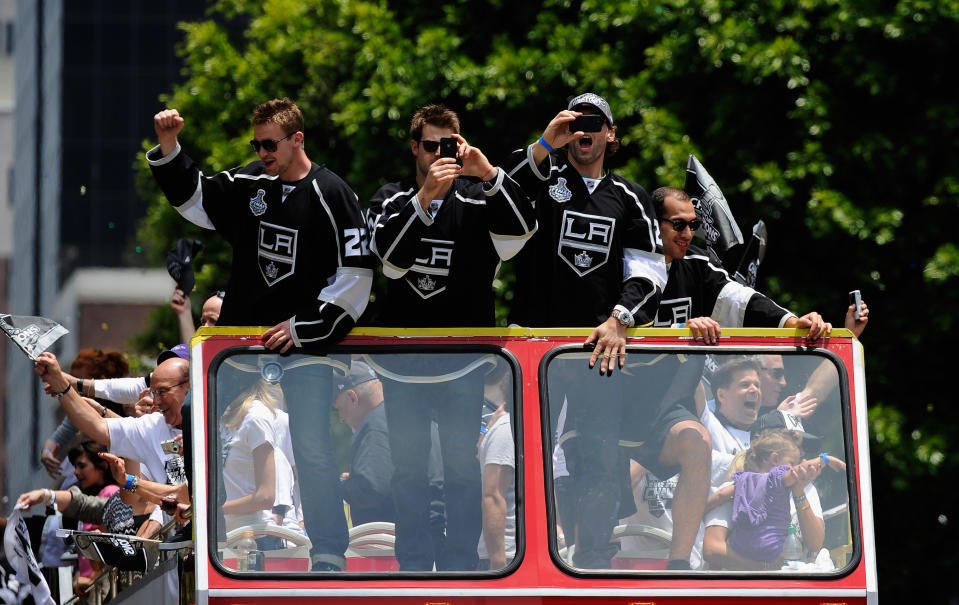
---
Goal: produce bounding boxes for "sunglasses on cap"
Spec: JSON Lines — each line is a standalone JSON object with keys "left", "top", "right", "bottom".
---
{"left": 250, "top": 132, "right": 294, "bottom": 153}
{"left": 418, "top": 139, "right": 442, "bottom": 153}
{"left": 659, "top": 217, "right": 702, "bottom": 232}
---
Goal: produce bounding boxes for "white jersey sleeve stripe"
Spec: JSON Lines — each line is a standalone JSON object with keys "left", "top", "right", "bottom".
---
{"left": 507, "top": 144, "right": 551, "bottom": 182}
{"left": 711, "top": 281, "right": 757, "bottom": 327}
{"left": 623, "top": 247, "right": 668, "bottom": 290}
{"left": 313, "top": 180, "right": 342, "bottom": 266}
{"left": 491, "top": 226, "right": 537, "bottom": 261}
{"left": 612, "top": 180, "right": 658, "bottom": 246}
{"left": 374, "top": 209, "right": 420, "bottom": 262}
{"left": 318, "top": 266, "right": 374, "bottom": 321}
{"left": 172, "top": 173, "right": 215, "bottom": 230}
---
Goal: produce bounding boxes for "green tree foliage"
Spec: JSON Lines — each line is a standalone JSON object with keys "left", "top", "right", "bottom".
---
{"left": 133, "top": 1, "right": 959, "bottom": 597}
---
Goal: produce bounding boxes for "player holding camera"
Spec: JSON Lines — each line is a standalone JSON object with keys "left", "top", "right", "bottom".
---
{"left": 367, "top": 104, "right": 535, "bottom": 571}
{"left": 504, "top": 94, "right": 710, "bottom": 571}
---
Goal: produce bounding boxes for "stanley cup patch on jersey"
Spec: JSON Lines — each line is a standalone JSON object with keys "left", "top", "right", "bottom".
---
{"left": 250, "top": 189, "right": 268, "bottom": 216}
{"left": 406, "top": 237, "right": 454, "bottom": 299}
{"left": 549, "top": 177, "right": 573, "bottom": 202}
{"left": 258, "top": 221, "right": 298, "bottom": 286}
{"left": 653, "top": 297, "right": 693, "bottom": 327}
{"left": 557, "top": 210, "right": 615, "bottom": 276}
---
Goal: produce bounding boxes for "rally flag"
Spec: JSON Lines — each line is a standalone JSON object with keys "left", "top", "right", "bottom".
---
{"left": 3, "top": 509, "right": 55, "bottom": 605}
{"left": 0, "top": 314, "right": 68, "bottom": 361}
{"left": 732, "top": 220, "right": 768, "bottom": 288}
{"left": 166, "top": 238, "right": 205, "bottom": 294}
{"left": 684, "top": 155, "right": 744, "bottom": 255}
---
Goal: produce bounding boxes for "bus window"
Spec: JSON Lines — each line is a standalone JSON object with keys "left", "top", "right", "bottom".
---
{"left": 544, "top": 349, "right": 854, "bottom": 575}
{"left": 209, "top": 348, "right": 520, "bottom": 575}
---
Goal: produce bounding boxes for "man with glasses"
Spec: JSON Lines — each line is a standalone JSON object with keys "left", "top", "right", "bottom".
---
{"left": 366, "top": 104, "right": 535, "bottom": 571}
{"left": 651, "top": 186, "right": 831, "bottom": 342}
{"left": 368, "top": 104, "right": 535, "bottom": 326}
{"left": 148, "top": 98, "right": 373, "bottom": 572}
{"left": 34, "top": 349, "right": 189, "bottom": 495}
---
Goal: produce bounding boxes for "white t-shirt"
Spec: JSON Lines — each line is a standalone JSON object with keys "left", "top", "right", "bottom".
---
{"left": 700, "top": 406, "right": 751, "bottom": 489}
{"left": 477, "top": 413, "right": 516, "bottom": 561}
{"left": 271, "top": 410, "right": 301, "bottom": 530}
{"left": 96, "top": 376, "right": 149, "bottom": 405}
{"left": 221, "top": 401, "right": 278, "bottom": 532}
{"left": 619, "top": 468, "right": 704, "bottom": 569}
{"left": 106, "top": 412, "right": 184, "bottom": 486}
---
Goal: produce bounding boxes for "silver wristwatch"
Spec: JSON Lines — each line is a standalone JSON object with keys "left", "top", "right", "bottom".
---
{"left": 611, "top": 308, "right": 633, "bottom": 327}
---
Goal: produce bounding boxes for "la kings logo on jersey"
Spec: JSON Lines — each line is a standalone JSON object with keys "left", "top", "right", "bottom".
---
{"left": 558, "top": 210, "right": 615, "bottom": 276}
{"left": 258, "top": 221, "right": 298, "bottom": 286}
{"left": 407, "top": 237, "right": 454, "bottom": 299}
{"left": 654, "top": 297, "right": 693, "bottom": 327}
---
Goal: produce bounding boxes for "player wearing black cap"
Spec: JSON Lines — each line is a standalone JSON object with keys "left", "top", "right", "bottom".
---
{"left": 504, "top": 94, "right": 710, "bottom": 571}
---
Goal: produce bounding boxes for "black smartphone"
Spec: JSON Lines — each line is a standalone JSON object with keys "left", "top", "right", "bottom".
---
{"left": 440, "top": 137, "right": 457, "bottom": 158}
{"left": 849, "top": 289, "right": 861, "bottom": 319}
{"left": 569, "top": 114, "right": 605, "bottom": 133}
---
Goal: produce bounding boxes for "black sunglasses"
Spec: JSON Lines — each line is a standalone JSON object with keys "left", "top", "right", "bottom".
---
{"left": 659, "top": 217, "right": 702, "bottom": 232}
{"left": 250, "top": 132, "right": 294, "bottom": 153}
{"left": 418, "top": 139, "right": 441, "bottom": 153}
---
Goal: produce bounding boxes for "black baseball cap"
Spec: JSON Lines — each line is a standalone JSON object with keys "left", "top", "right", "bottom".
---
{"left": 332, "top": 361, "right": 377, "bottom": 396}
{"left": 751, "top": 409, "right": 821, "bottom": 452}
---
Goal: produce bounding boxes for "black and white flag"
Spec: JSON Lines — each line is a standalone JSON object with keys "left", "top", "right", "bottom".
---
{"left": 732, "top": 220, "right": 768, "bottom": 288}
{"left": 684, "top": 155, "right": 744, "bottom": 255}
{"left": 0, "top": 314, "right": 68, "bottom": 361}
{"left": 3, "top": 509, "right": 54, "bottom": 605}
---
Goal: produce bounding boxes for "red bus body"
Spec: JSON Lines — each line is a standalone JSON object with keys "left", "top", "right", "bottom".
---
{"left": 189, "top": 327, "right": 878, "bottom": 604}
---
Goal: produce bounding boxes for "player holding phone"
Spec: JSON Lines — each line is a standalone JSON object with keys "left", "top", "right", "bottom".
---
{"left": 367, "top": 104, "right": 536, "bottom": 571}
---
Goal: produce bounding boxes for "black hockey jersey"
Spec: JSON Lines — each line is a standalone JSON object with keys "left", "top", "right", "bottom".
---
{"left": 369, "top": 169, "right": 535, "bottom": 327}
{"left": 504, "top": 145, "right": 667, "bottom": 327}
{"left": 147, "top": 144, "right": 373, "bottom": 346}
{"left": 654, "top": 245, "right": 793, "bottom": 328}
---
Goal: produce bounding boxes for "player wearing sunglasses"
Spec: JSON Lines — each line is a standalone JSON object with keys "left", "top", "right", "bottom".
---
{"left": 368, "top": 103, "right": 536, "bottom": 328}
{"left": 651, "top": 186, "right": 831, "bottom": 344}
{"left": 147, "top": 98, "right": 373, "bottom": 573}
{"left": 365, "top": 104, "right": 535, "bottom": 572}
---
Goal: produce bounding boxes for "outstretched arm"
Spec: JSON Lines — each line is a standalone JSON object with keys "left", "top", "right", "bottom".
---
{"left": 100, "top": 452, "right": 189, "bottom": 506}
{"left": 34, "top": 352, "right": 111, "bottom": 447}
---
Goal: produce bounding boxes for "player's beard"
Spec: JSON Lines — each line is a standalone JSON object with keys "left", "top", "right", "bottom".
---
{"left": 568, "top": 135, "right": 606, "bottom": 169}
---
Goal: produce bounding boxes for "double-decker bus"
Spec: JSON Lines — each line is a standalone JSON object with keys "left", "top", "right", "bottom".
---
{"left": 165, "top": 326, "right": 876, "bottom": 604}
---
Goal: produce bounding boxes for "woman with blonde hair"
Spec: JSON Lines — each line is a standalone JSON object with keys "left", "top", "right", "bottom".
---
{"left": 219, "top": 377, "right": 298, "bottom": 545}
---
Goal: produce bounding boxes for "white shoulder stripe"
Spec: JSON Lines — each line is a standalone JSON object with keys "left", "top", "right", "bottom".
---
{"left": 313, "top": 180, "right": 341, "bottom": 266}
{"left": 612, "top": 180, "right": 657, "bottom": 246}
{"left": 232, "top": 172, "right": 278, "bottom": 182}
{"left": 383, "top": 187, "right": 415, "bottom": 206}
